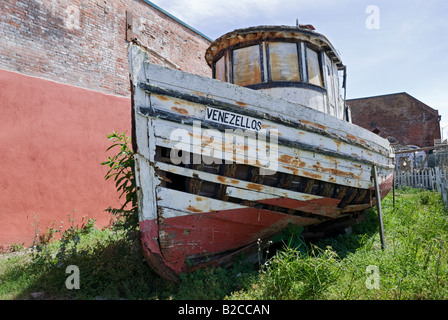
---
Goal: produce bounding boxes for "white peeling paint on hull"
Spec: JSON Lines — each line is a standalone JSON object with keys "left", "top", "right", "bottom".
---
{"left": 129, "top": 44, "right": 395, "bottom": 281}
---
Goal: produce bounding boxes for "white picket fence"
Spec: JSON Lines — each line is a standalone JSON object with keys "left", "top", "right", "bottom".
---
{"left": 395, "top": 167, "right": 448, "bottom": 205}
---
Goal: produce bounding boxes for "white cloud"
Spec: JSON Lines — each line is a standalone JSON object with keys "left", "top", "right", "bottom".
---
{"left": 150, "top": 0, "right": 354, "bottom": 38}
{"left": 148, "top": 0, "right": 448, "bottom": 123}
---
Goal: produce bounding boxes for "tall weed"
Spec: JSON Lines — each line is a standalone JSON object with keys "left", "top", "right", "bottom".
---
{"left": 101, "top": 131, "right": 138, "bottom": 239}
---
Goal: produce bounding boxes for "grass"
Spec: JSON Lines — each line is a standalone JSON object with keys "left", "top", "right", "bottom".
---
{"left": 231, "top": 187, "right": 448, "bottom": 300}
{"left": 1, "top": 187, "right": 447, "bottom": 300}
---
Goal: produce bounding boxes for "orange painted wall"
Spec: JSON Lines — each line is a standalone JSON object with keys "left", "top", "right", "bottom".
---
{"left": 0, "top": 68, "right": 131, "bottom": 246}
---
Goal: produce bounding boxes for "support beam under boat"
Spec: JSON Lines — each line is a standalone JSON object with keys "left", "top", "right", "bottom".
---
{"left": 372, "top": 165, "right": 386, "bottom": 250}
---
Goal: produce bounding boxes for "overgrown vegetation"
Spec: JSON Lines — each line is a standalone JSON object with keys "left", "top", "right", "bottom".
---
{"left": 1, "top": 132, "right": 447, "bottom": 300}
{"left": 232, "top": 189, "right": 448, "bottom": 299}
{"left": 100, "top": 131, "right": 138, "bottom": 240}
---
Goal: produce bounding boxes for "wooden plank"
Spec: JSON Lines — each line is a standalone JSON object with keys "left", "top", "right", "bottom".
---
{"left": 147, "top": 93, "right": 394, "bottom": 169}
{"left": 138, "top": 61, "right": 393, "bottom": 157}
{"left": 156, "top": 186, "right": 248, "bottom": 216}
{"left": 135, "top": 154, "right": 159, "bottom": 221}
{"left": 126, "top": 11, "right": 134, "bottom": 42}
{"left": 225, "top": 186, "right": 283, "bottom": 201}
{"left": 155, "top": 160, "right": 330, "bottom": 203}
{"left": 225, "top": 186, "right": 342, "bottom": 218}
{"left": 148, "top": 117, "right": 379, "bottom": 189}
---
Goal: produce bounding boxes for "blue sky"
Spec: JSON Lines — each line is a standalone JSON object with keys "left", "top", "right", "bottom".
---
{"left": 150, "top": 0, "right": 448, "bottom": 141}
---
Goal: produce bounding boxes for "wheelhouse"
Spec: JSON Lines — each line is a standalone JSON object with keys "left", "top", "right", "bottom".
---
{"left": 205, "top": 25, "right": 351, "bottom": 122}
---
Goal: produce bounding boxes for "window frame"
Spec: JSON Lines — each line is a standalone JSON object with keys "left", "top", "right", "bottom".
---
{"left": 211, "top": 41, "right": 328, "bottom": 92}
{"left": 266, "top": 41, "right": 302, "bottom": 82}
{"left": 230, "top": 43, "right": 265, "bottom": 87}
{"left": 212, "top": 52, "right": 227, "bottom": 82}
{"left": 304, "top": 44, "right": 324, "bottom": 88}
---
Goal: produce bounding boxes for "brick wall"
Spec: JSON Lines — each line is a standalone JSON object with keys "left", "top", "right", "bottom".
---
{"left": 348, "top": 93, "right": 441, "bottom": 147}
{"left": 0, "top": 0, "right": 212, "bottom": 97}
{"left": 0, "top": 0, "right": 212, "bottom": 246}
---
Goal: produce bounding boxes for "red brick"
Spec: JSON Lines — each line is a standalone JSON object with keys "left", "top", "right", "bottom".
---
{"left": 0, "top": 0, "right": 212, "bottom": 97}
{"left": 348, "top": 93, "right": 441, "bottom": 147}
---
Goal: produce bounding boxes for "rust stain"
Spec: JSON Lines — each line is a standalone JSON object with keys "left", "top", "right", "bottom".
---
{"left": 230, "top": 179, "right": 239, "bottom": 184}
{"left": 279, "top": 154, "right": 306, "bottom": 168}
{"left": 195, "top": 196, "right": 203, "bottom": 202}
{"left": 334, "top": 140, "right": 342, "bottom": 149}
{"left": 217, "top": 176, "right": 227, "bottom": 183}
{"left": 235, "top": 101, "right": 248, "bottom": 107}
{"left": 282, "top": 165, "right": 298, "bottom": 176}
{"left": 328, "top": 168, "right": 357, "bottom": 179}
{"left": 302, "top": 171, "right": 322, "bottom": 180}
{"left": 206, "top": 27, "right": 340, "bottom": 67}
{"left": 302, "top": 120, "right": 326, "bottom": 130}
{"left": 187, "top": 206, "right": 202, "bottom": 213}
{"left": 246, "top": 183, "right": 263, "bottom": 192}
{"left": 279, "top": 154, "right": 293, "bottom": 164}
{"left": 311, "top": 162, "right": 358, "bottom": 179}
{"left": 173, "top": 99, "right": 200, "bottom": 108}
{"left": 171, "top": 106, "right": 189, "bottom": 115}
{"left": 202, "top": 135, "right": 214, "bottom": 143}
{"left": 346, "top": 133, "right": 358, "bottom": 141}
{"left": 192, "top": 91, "right": 205, "bottom": 97}
{"left": 156, "top": 94, "right": 169, "bottom": 101}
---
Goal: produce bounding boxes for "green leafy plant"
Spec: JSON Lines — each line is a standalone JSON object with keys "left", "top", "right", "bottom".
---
{"left": 272, "top": 223, "right": 308, "bottom": 255}
{"left": 101, "top": 132, "right": 138, "bottom": 238}
{"left": 55, "top": 213, "right": 92, "bottom": 268}
{"left": 9, "top": 243, "right": 24, "bottom": 253}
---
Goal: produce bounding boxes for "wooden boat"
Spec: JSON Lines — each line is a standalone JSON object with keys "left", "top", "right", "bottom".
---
{"left": 128, "top": 25, "right": 395, "bottom": 282}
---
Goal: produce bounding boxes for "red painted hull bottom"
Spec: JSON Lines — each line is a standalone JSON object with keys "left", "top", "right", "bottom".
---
{"left": 139, "top": 206, "right": 315, "bottom": 282}
{"left": 139, "top": 175, "right": 392, "bottom": 282}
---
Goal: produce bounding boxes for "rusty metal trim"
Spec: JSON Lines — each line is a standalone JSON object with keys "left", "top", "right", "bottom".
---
{"left": 205, "top": 25, "right": 343, "bottom": 68}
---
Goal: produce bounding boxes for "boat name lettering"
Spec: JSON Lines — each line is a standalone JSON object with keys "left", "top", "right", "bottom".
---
{"left": 206, "top": 106, "right": 263, "bottom": 132}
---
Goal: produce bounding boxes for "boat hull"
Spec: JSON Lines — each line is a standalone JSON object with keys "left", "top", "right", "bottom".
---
{"left": 129, "top": 45, "right": 395, "bottom": 281}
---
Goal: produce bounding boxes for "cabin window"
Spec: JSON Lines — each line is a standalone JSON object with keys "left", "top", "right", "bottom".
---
{"left": 232, "top": 45, "right": 262, "bottom": 86}
{"left": 306, "top": 47, "right": 323, "bottom": 87}
{"left": 268, "top": 42, "right": 301, "bottom": 81}
{"left": 214, "top": 55, "right": 226, "bottom": 82}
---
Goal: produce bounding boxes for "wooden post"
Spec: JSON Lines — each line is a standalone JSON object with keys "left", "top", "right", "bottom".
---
{"left": 372, "top": 165, "right": 386, "bottom": 250}
{"left": 392, "top": 172, "right": 395, "bottom": 207}
{"left": 126, "top": 11, "right": 135, "bottom": 42}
